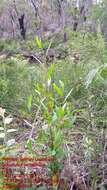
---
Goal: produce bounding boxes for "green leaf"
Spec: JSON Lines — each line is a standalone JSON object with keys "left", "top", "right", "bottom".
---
{"left": 47, "top": 64, "right": 55, "bottom": 79}
{"left": 54, "top": 130, "right": 63, "bottom": 149}
{"left": 64, "top": 88, "right": 73, "bottom": 103}
{"left": 56, "top": 106, "right": 65, "bottom": 118}
{"left": 100, "top": 66, "right": 107, "bottom": 79}
{"left": 59, "top": 80, "right": 64, "bottom": 91}
{"left": 52, "top": 111, "right": 58, "bottom": 123}
{"left": 27, "top": 139, "right": 33, "bottom": 152}
{"left": 35, "top": 89, "right": 41, "bottom": 96}
{"left": 35, "top": 35, "right": 43, "bottom": 49}
{"left": 51, "top": 150, "right": 56, "bottom": 156}
{"left": 27, "top": 95, "right": 32, "bottom": 112}
{"left": 53, "top": 83, "right": 63, "bottom": 96}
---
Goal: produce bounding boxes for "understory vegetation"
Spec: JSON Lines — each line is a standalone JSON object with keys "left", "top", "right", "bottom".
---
{"left": 0, "top": 0, "right": 107, "bottom": 190}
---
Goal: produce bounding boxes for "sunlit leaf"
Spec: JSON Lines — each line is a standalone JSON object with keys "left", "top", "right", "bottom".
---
{"left": 64, "top": 88, "right": 73, "bottom": 102}
{"left": 35, "top": 89, "right": 41, "bottom": 96}
{"left": 51, "top": 150, "right": 56, "bottom": 156}
{"left": 53, "top": 83, "right": 63, "bottom": 96}
{"left": 47, "top": 64, "right": 55, "bottom": 79}
{"left": 0, "top": 133, "right": 5, "bottom": 138}
{"left": 0, "top": 107, "right": 5, "bottom": 118}
{"left": 56, "top": 106, "right": 65, "bottom": 118}
{"left": 7, "top": 129, "right": 18, "bottom": 133}
{"left": 54, "top": 130, "right": 63, "bottom": 149}
{"left": 27, "top": 95, "right": 32, "bottom": 112}
{"left": 47, "top": 78, "right": 51, "bottom": 87}
{"left": 7, "top": 139, "right": 16, "bottom": 146}
{"left": 0, "top": 127, "right": 4, "bottom": 131}
{"left": 27, "top": 139, "right": 33, "bottom": 152}
{"left": 35, "top": 35, "right": 43, "bottom": 49}
{"left": 59, "top": 80, "right": 64, "bottom": 90}
{"left": 4, "top": 117, "right": 13, "bottom": 125}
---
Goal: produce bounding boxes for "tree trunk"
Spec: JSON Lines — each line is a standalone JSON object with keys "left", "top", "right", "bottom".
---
{"left": 18, "top": 14, "right": 26, "bottom": 40}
